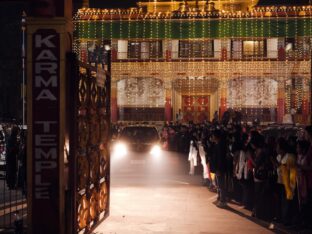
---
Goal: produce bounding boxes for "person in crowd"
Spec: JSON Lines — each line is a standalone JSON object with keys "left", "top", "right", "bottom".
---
{"left": 210, "top": 129, "right": 227, "bottom": 208}
{"left": 287, "top": 136, "right": 298, "bottom": 155}
{"left": 5, "top": 126, "right": 20, "bottom": 189}
{"left": 212, "top": 111, "right": 219, "bottom": 124}
{"left": 159, "top": 120, "right": 311, "bottom": 231}
{"left": 198, "top": 139, "right": 209, "bottom": 186}
{"left": 248, "top": 133, "right": 270, "bottom": 220}
{"left": 17, "top": 129, "right": 27, "bottom": 195}
{"left": 177, "top": 109, "right": 183, "bottom": 123}
{"left": 168, "top": 125, "right": 176, "bottom": 151}
{"left": 243, "top": 143, "right": 255, "bottom": 211}
{"left": 296, "top": 139, "right": 310, "bottom": 227}
{"left": 188, "top": 140, "right": 198, "bottom": 176}
{"left": 276, "top": 137, "right": 297, "bottom": 226}
{"left": 0, "top": 125, "right": 5, "bottom": 157}
{"left": 302, "top": 126, "right": 312, "bottom": 228}
{"left": 161, "top": 126, "right": 169, "bottom": 150}
{"left": 233, "top": 135, "right": 248, "bottom": 205}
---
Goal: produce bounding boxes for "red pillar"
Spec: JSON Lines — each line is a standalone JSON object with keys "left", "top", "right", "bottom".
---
{"left": 111, "top": 98, "right": 118, "bottom": 122}
{"left": 277, "top": 98, "right": 285, "bottom": 123}
{"left": 220, "top": 97, "right": 227, "bottom": 118}
{"left": 165, "top": 97, "right": 172, "bottom": 122}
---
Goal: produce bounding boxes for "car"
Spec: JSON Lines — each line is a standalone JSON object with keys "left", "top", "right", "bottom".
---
{"left": 112, "top": 125, "right": 162, "bottom": 158}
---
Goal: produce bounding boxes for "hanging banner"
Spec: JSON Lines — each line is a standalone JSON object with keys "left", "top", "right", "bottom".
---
{"left": 32, "top": 29, "right": 60, "bottom": 234}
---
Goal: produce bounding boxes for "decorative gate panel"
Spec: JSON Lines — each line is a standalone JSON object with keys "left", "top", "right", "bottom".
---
{"left": 182, "top": 95, "right": 210, "bottom": 123}
{"left": 69, "top": 53, "right": 110, "bottom": 234}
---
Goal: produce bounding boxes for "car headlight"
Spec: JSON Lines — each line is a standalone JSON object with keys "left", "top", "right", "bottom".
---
{"left": 150, "top": 145, "right": 161, "bottom": 157}
{"left": 113, "top": 142, "right": 127, "bottom": 157}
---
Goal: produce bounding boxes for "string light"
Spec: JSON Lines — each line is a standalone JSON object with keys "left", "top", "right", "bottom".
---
{"left": 73, "top": 2, "right": 312, "bottom": 126}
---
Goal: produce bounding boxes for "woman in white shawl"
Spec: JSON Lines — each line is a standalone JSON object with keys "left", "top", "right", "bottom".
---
{"left": 188, "top": 140, "right": 198, "bottom": 175}
{"left": 198, "top": 140, "right": 209, "bottom": 181}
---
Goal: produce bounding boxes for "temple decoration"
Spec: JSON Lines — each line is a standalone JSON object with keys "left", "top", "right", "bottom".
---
{"left": 73, "top": 0, "right": 312, "bottom": 124}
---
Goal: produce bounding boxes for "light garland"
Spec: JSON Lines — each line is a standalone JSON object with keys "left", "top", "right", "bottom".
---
{"left": 73, "top": 3, "right": 312, "bottom": 125}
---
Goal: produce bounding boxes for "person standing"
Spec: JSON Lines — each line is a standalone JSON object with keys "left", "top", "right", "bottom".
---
{"left": 302, "top": 126, "right": 312, "bottom": 228}
{"left": 188, "top": 140, "right": 198, "bottom": 175}
{"left": 177, "top": 109, "right": 183, "bottom": 123}
{"left": 5, "top": 126, "right": 19, "bottom": 189}
{"left": 210, "top": 129, "right": 227, "bottom": 208}
{"left": 198, "top": 140, "right": 209, "bottom": 185}
{"left": 276, "top": 137, "right": 297, "bottom": 226}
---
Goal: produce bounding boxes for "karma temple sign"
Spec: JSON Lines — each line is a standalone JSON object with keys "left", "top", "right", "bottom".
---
{"left": 31, "top": 28, "right": 61, "bottom": 234}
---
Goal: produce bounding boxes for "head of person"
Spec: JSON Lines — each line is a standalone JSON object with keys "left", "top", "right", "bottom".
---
{"left": 287, "top": 135, "right": 297, "bottom": 154}
{"left": 276, "top": 137, "right": 289, "bottom": 156}
{"left": 10, "top": 126, "right": 19, "bottom": 139}
{"left": 266, "top": 136, "right": 276, "bottom": 149}
{"left": 211, "top": 129, "right": 223, "bottom": 143}
{"left": 305, "top": 125, "right": 312, "bottom": 142}
{"left": 296, "top": 140, "right": 310, "bottom": 156}
{"left": 249, "top": 133, "right": 265, "bottom": 150}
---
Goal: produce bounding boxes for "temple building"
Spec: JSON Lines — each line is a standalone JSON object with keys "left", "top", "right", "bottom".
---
{"left": 73, "top": 0, "right": 312, "bottom": 124}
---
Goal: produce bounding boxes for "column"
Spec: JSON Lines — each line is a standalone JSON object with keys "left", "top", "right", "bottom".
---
{"left": 277, "top": 80, "right": 285, "bottom": 123}
{"left": 27, "top": 1, "right": 72, "bottom": 234}
{"left": 219, "top": 81, "right": 227, "bottom": 119}
{"left": 111, "top": 81, "right": 118, "bottom": 122}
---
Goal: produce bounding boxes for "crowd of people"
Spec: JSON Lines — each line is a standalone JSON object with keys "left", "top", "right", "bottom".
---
{"left": 0, "top": 123, "right": 27, "bottom": 194}
{"left": 160, "top": 121, "right": 312, "bottom": 230}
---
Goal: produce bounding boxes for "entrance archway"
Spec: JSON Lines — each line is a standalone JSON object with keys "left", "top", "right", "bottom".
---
{"left": 173, "top": 77, "right": 219, "bottom": 123}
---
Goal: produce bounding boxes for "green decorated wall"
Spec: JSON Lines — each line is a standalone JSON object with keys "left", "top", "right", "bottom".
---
{"left": 74, "top": 18, "right": 312, "bottom": 40}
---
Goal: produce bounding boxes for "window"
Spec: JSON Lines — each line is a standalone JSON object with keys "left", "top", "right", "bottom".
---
{"left": 127, "top": 41, "right": 163, "bottom": 59}
{"left": 242, "top": 40, "right": 265, "bottom": 57}
{"left": 149, "top": 41, "right": 162, "bottom": 58}
{"left": 295, "top": 38, "right": 311, "bottom": 59}
{"left": 266, "top": 38, "right": 278, "bottom": 59}
{"left": 232, "top": 40, "right": 242, "bottom": 59}
{"left": 179, "top": 41, "right": 191, "bottom": 57}
{"left": 128, "top": 41, "right": 140, "bottom": 59}
{"left": 179, "top": 40, "right": 214, "bottom": 58}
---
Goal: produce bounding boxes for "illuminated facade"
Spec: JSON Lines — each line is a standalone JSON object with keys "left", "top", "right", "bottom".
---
{"left": 73, "top": 0, "right": 312, "bottom": 124}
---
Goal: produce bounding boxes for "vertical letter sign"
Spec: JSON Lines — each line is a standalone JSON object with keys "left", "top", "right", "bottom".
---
{"left": 32, "top": 29, "right": 60, "bottom": 234}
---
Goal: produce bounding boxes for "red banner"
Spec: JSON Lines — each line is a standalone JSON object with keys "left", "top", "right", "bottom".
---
{"left": 183, "top": 96, "right": 194, "bottom": 105}
{"left": 197, "top": 97, "right": 208, "bottom": 105}
{"left": 32, "top": 29, "right": 60, "bottom": 234}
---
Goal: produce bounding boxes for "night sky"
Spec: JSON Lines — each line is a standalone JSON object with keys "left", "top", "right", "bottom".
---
{"left": 90, "top": 0, "right": 138, "bottom": 8}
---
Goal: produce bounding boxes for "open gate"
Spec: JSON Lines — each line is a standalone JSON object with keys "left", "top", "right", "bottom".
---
{"left": 68, "top": 53, "right": 111, "bottom": 234}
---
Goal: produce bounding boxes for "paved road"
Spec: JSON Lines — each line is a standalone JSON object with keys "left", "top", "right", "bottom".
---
{"left": 94, "top": 151, "right": 274, "bottom": 234}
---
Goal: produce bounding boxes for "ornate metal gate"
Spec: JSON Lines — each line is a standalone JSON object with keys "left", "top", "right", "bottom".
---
{"left": 68, "top": 52, "right": 111, "bottom": 234}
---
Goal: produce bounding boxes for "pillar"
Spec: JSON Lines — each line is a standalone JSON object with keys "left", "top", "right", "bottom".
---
{"left": 111, "top": 81, "right": 118, "bottom": 122}
{"left": 219, "top": 81, "right": 227, "bottom": 119}
{"left": 277, "top": 80, "right": 285, "bottom": 123}
{"left": 27, "top": 1, "right": 72, "bottom": 233}
{"left": 164, "top": 82, "right": 172, "bottom": 122}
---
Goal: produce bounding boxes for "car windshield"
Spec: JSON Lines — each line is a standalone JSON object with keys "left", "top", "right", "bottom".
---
{"left": 120, "top": 127, "right": 159, "bottom": 142}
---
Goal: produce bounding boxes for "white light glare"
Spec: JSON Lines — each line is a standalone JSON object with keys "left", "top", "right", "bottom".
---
{"left": 150, "top": 145, "right": 161, "bottom": 157}
{"left": 113, "top": 142, "right": 127, "bottom": 157}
